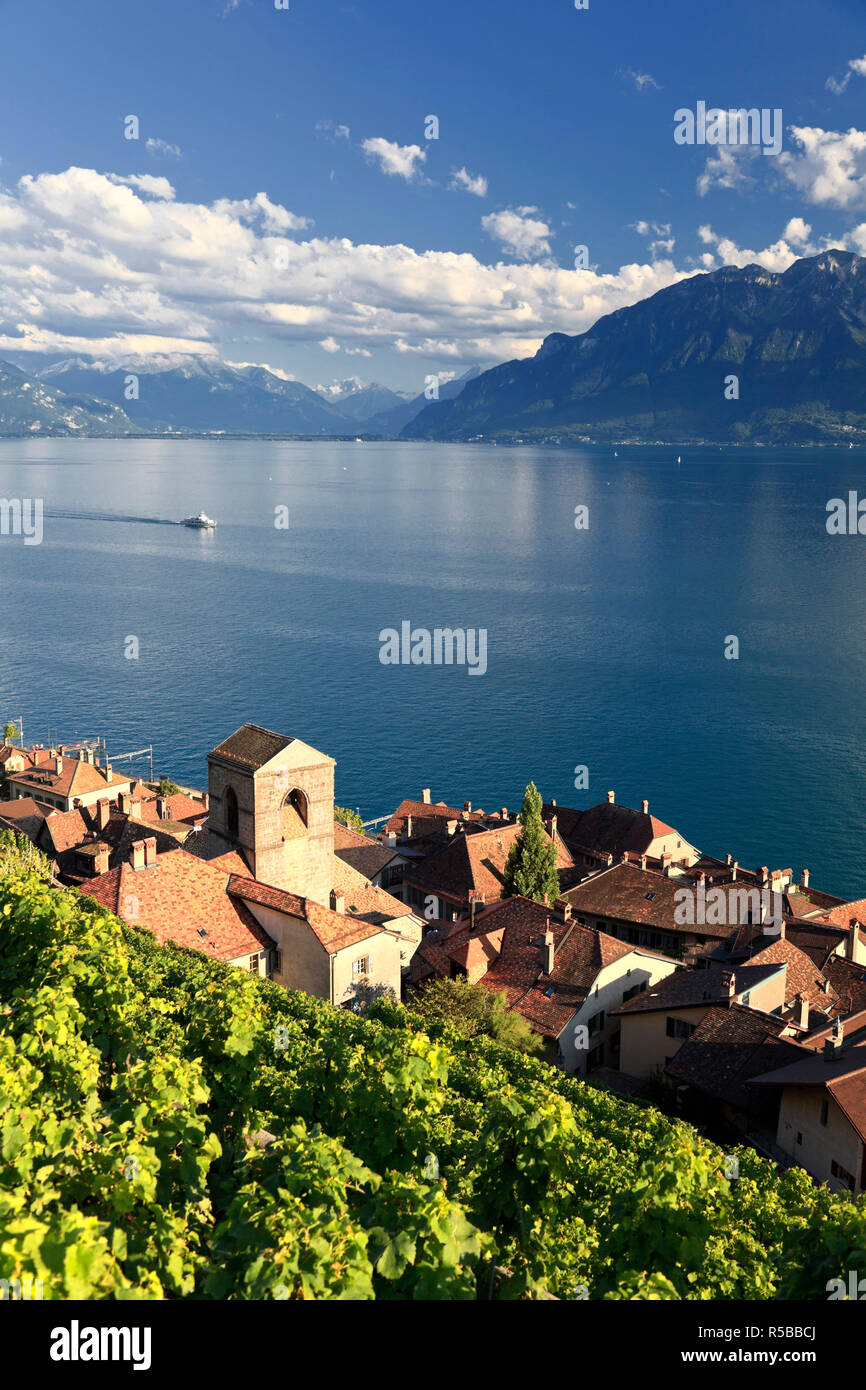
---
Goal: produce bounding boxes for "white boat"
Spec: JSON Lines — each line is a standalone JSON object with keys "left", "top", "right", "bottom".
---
{"left": 180, "top": 511, "right": 217, "bottom": 529}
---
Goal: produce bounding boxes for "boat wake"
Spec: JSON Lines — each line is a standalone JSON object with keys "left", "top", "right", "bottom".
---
{"left": 43, "top": 510, "right": 180, "bottom": 526}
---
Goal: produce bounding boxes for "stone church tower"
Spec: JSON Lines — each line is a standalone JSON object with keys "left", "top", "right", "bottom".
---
{"left": 206, "top": 723, "right": 336, "bottom": 904}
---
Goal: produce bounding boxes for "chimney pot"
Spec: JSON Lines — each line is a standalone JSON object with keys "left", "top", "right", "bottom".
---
{"left": 421, "top": 788, "right": 431, "bottom": 804}
{"left": 801, "top": 868, "right": 810, "bottom": 890}
{"left": 641, "top": 799, "right": 648, "bottom": 815}
{"left": 607, "top": 790, "right": 615, "bottom": 804}
{"left": 824, "top": 1020, "right": 845, "bottom": 1061}
{"left": 542, "top": 925, "right": 555, "bottom": 975}
{"left": 330, "top": 889, "right": 346, "bottom": 914}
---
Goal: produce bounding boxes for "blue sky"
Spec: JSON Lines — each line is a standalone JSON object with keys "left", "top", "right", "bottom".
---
{"left": 1, "top": 0, "right": 866, "bottom": 390}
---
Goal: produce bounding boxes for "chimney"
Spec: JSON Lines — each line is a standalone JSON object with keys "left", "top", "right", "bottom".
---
{"left": 157, "top": 796, "right": 169, "bottom": 820}
{"left": 848, "top": 922, "right": 861, "bottom": 962}
{"left": 130, "top": 840, "right": 145, "bottom": 871}
{"left": 549, "top": 815, "right": 558, "bottom": 841}
{"left": 661, "top": 851, "right": 672, "bottom": 875}
{"left": 721, "top": 970, "right": 736, "bottom": 1001}
{"left": 824, "top": 1020, "right": 845, "bottom": 1061}
{"left": 464, "top": 800, "right": 472, "bottom": 813}
{"left": 641, "top": 799, "right": 649, "bottom": 815}
{"left": 93, "top": 845, "right": 110, "bottom": 875}
{"left": 447, "top": 819, "right": 458, "bottom": 837}
{"left": 605, "top": 852, "right": 614, "bottom": 866}
{"left": 640, "top": 854, "right": 647, "bottom": 870}
{"left": 801, "top": 868, "right": 810, "bottom": 890}
{"left": 201, "top": 792, "right": 209, "bottom": 813}
{"left": 542, "top": 925, "right": 555, "bottom": 975}
{"left": 105, "top": 763, "right": 112, "bottom": 780}
{"left": 118, "top": 792, "right": 130, "bottom": 815}
{"left": 72, "top": 798, "right": 82, "bottom": 810}
{"left": 795, "top": 994, "right": 809, "bottom": 1031}
{"left": 421, "top": 788, "right": 431, "bottom": 804}
{"left": 726, "top": 854, "right": 732, "bottom": 866}
{"left": 619, "top": 850, "right": 628, "bottom": 864}
{"left": 405, "top": 814, "right": 413, "bottom": 839}
{"left": 95, "top": 799, "right": 111, "bottom": 832}
{"left": 54, "top": 756, "right": 63, "bottom": 775}
{"left": 550, "top": 798, "right": 557, "bottom": 808}
{"left": 731, "top": 861, "right": 738, "bottom": 881}
{"left": 500, "top": 807, "right": 508, "bottom": 821}
{"left": 143, "top": 836, "right": 157, "bottom": 867}
{"left": 759, "top": 866, "right": 769, "bottom": 885}
{"left": 558, "top": 899, "right": 573, "bottom": 922}
{"left": 607, "top": 790, "right": 615, "bottom": 804}
{"left": 330, "top": 889, "right": 346, "bottom": 914}
{"left": 386, "top": 831, "right": 397, "bottom": 848}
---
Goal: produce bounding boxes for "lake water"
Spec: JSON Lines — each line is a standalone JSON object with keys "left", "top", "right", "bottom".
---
{"left": 1, "top": 437, "right": 865, "bottom": 898}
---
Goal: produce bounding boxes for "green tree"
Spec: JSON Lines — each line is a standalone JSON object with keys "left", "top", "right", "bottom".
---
{"left": 412, "top": 977, "right": 543, "bottom": 1056}
{"left": 157, "top": 777, "right": 182, "bottom": 796}
{"left": 334, "top": 805, "right": 364, "bottom": 833}
{"left": 3, "top": 721, "right": 21, "bottom": 743}
{"left": 502, "top": 782, "right": 560, "bottom": 907}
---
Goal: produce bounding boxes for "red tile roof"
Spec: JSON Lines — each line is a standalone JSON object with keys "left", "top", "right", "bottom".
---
{"left": 85, "top": 850, "right": 273, "bottom": 961}
{"left": 406, "top": 822, "right": 573, "bottom": 904}
{"left": 665, "top": 1005, "right": 807, "bottom": 1108}
{"left": 8, "top": 757, "right": 132, "bottom": 802}
{"left": 226, "top": 875, "right": 381, "bottom": 952}
{"left": 542, "top": 800, "right": 686, "bottom": 859}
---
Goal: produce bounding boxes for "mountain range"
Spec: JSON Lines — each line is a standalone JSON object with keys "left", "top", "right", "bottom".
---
{"left": 5, "top": 251, "right": 866, "bottom": 442}
{"left": 404, "top": 250, "right": 866, "bottom": 445}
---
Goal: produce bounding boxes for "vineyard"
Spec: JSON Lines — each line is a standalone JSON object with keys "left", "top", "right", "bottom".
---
{"left": 1, "top": 858, "right": 864, "bottom": 1299}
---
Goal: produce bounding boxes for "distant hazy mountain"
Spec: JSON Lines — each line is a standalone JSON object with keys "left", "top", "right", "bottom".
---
{"left": 363, "top": 366, "right": 484, "bottom": 434}
{"left": 404, "top": 251, "right": 866, "bottom": 444}
{"left": 38, "top": 359, "right": 351, "bottom": 435}
{"left": 0, "top": 360, "right": 141, "bottom": 437}
{"left": 316, "top": 376, "right": 415, "bottom": 422}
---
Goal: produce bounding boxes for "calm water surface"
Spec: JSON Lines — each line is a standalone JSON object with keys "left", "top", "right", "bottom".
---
{"left": 1, "top": 438, "right": 865, "bottom": 897}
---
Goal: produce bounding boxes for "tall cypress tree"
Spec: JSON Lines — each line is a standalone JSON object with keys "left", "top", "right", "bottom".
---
{"left": 502, "top": 781, "right": 561, "bottom": 906}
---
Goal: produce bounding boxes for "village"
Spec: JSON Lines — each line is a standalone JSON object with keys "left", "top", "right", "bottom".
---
{"left": 3, "top": 720, "right": 866, "bottom": 1201}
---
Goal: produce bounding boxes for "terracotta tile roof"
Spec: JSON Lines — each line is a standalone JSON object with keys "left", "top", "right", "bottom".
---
{"left": 665, "top": 1005, "right": 807, "bottom": 1108}
{"left": 177, "top": 825, "right": 252, "bottom": 873}
{"left": 8, "top": 757, "right": 132, "bottom": 802}
{"left": 85, "top": 850, "right": 273, "bottom": 961}
{"left": 406, "top": 822, "right": 573, "bottom": 905}
{"left": 749, "top": 1045, "right": 866, "bottom": 1147}
{"left": 746, "top": 938, "right": 837, "bottom": 1013}
{"left": 562, "top": 862, "right": 735, "bottom": 939}
{"left": 132, "top": 793, "right": 207, "bottom": 826}
{"left": 542, "top": 800, "right": 684, "bottom": 859}
{"left": 331, "top": 856, "right": 413, "bottom": 927}
{"left": 333, "top": 822, "right": 396, "bottom": 880}
{"left": 612, "top": 962, "right": 782, "bottom": 1015}
{"left": 821, "top": 957, "right": 866, "bottom": 1017}
{"left": 226, "top": 875, "right": 380, "bottom": 952}
{"left": 411, "top": 895, "right": 646, "bottom": 1039}
{"left": 820, "top": 897, "right": 866, "bottom": 929}
{"left": 209, "top": 723, "right": 295, "bottom": 770}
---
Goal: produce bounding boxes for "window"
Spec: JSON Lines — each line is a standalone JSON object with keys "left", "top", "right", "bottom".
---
{"left": 831, "top": 1160, "right": 855, "bottom": 1191}
{"left": 271, "top": 949, "right": 282, "bottom": 975}
{"left": 225, "top": 786, "right": 239, "bottom": 838}
{"left": 796, "top": 1132, "right": 803, "bottom": 1145}
{"left": 248, "top": 953, "right": 261, "bottom": 973}
{"left": 740, "top": 992, "right": 751, "bottom": 1007}
{"left": 281, "top": 788, "right": 308, "bottom": 840}
{"left": 821, "top": 1098, "right": 830, "bottom": 1127}
{"left": 352, "top": 956, "right": 370, "bottom": 979}
{"left": 666, "top": 1017, "right": 696, "bottom": 1040}
{"left": 587, "top": 1042, "right": 604, "bottom": 1073}
{"left": 588, "top": 1010, "right": 605, "bottom": 1036}
{"left": 622, "top": 981, "right": 647, "bottom": 1003}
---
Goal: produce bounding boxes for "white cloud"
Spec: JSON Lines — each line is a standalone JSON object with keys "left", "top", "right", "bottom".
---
{"left": 361, "top": 137, "right": 426, "bottom": 181}
{"left": 631, "top": 219, "right": 671, "bottom": 237}
{"left": 697, "top": 145, "right": 760, "bottom": 196}
{"left": 316, "top": 120, "right": 351, "bottom": 141}
{"left": 779, "top": 125, "right": 866, "bottom": 208}
{"left": 145, "top": 137, "right": 182, "bottom": 160}
{"left": 826, "top": 54, "right": 866, "bottom": 94}
{"left": 0, "top": 162, "right": 702, "bottom": 369}
{"left": 481, "top": 206, "right": 552, "bottom": 260}
{"left": 649, "top": 237, "right": 675, "bottom": 258}
{"left": 450, "top": 167, "right": 488, "bottom": 197}
{"left": 108, "top": 173, "right": 176, "bottom": 200}
{"left": 622, "top": 68, "right": 661, "bottom": 92}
